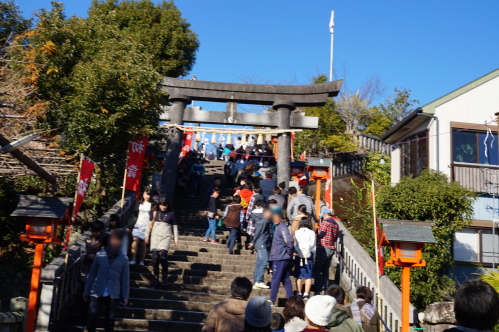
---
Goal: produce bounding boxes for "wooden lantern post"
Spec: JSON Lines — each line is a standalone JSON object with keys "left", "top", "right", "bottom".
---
{"left": 306, "top": 158, "right": 332, "bottom": 221}
{"left": 290, "top": 161, "right": 306, "bottom": 183}
{"left": 378, "top": 220, "right": 437, "bottom": 332}
{"left": 13, "top": 195, "right": 73, "bottom": 332}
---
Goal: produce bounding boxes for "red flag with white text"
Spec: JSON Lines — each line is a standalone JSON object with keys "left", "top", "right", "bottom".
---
{"left": 370, "top": 191, "right": 385, "bottom": 275}
{"left": 125, "top": 137, "right": 149, "bottom": 191}
{"left": 72, "top": 157, "right": 95, "bottom": 221}
{"left": 180, "top": 130, "right": 193, "bottom": 157}
{"left": 324, "top": 161, "right": 333, "bottom": 209}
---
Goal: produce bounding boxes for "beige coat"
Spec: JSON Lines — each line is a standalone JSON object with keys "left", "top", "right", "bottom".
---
{"left": 145, "top": 211, "right": 179, "bottom": 251}
{"left": 202, "top": 298, "right": 247, "bottom": 332}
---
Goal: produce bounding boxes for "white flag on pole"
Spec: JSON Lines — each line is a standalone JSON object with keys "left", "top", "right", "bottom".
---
{"left": 329, "top": 10, "right": 334, "bottom": 33}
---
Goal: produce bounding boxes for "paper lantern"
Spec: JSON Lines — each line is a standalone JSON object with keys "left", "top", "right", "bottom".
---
{"left": 226, "top": 134, "right": 232, "bottom": 145}
{"left": 195, "top": 132, "right": 201, "bottom": 142}
{"left": 211, "top": 133, "right": 217, "bottom": 144}
{"left": 257, "top": 134, "right": 263, "bottom": 145}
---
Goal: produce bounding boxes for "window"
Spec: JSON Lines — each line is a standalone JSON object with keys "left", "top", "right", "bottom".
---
{"left": 453, "top": 130, "right": 498, "bottom": 165}
{"left": 400, "top": 131, "right": 428, "bottom": 178}
{"left": 454, "top": 228, "right": 499, "bottom": 265}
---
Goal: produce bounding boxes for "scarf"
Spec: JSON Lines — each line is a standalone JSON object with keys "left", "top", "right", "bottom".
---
{"left": 351, "top": 299, "right": 377, "bottom": 325}
{"left": 106, "top": 245, "right": 121, "bottom": 266}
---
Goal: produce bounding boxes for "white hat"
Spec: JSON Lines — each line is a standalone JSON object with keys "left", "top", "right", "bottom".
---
{"left": 305, "top": 295, "right": 336, "bottom": 327}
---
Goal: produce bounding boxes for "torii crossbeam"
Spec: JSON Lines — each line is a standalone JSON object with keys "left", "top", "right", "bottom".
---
{"left": 160, "top": 77, "right": 343, "bottom": 201}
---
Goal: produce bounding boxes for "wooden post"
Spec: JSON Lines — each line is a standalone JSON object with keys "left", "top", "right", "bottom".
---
{"left": 330, "top": 160, "right": 334, "bottom": 211}
{"left": 121, "top": 166, "right": 127, "bottom": 211}
{"left": 273, "top": 100, "right": 295, "bottom": 190}
{"left": 401, "top": 266, "right": 411, "bottom": 332}
{"left": 0, "top": 134, "right": 57, "bottom": 187}
{"left": 162, "top": 94, "right": 191, "bottom": 201}
{"left": 315, "top": 178, "right": 322, "bottom": 221}
{"left": 371, "top": 180, "right": 382, "bottom": 329}
{"left": 26, "top": 242, "right": 44, "bottom": 332}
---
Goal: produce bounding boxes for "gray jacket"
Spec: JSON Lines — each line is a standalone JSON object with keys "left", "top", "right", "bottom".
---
{"left": 83, "top": 249, "right": 130, "bottom": 300}
{"left": 287, "top": 194, "right": 315, "bottom": 220}
{"left": 250, "top": 208, "right": 270, "bottom": 250}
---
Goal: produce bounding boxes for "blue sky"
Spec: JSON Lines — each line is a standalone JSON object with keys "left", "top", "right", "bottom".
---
{"left": 17, "top": 0, "right": 499, "bottom": 113}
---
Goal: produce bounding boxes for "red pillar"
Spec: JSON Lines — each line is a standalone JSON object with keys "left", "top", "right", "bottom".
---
{"left": 315, "top": 178, "right": 322, "bottom": 222}
{"left": 26, "top": 243, "right": 44, "bottom": 332}
{"left": 401, "top": 266, "right": 411, "bottom": 332}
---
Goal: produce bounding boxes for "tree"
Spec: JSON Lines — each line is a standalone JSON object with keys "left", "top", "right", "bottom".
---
{"left": 363, "top": 88, "right": 419, "bottom": 137}
{"left": 0, "top": 0, "right": 31, "bottom": 42}
{"left": 20, "top": 1, "right": 198, "bottom": 205}
{"left": 294, "top": 74, "right": 357, "bottom": 156}
{"left": 336, "top": 75, "right": 385, "bottom": 138}
{"left": 377, "top": 170, "right": 476, "bottom": 310}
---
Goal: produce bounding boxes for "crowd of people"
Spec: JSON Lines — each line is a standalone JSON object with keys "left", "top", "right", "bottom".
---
{"left": 77, "top": 143, "right": 499, "bottom": 332}
{"left": 202, "top": 277, "right": 499, "bottom": 332}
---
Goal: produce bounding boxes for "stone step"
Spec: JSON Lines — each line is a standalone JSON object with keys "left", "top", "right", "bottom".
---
{"left": 116, "top": 307, "right": 207, "bottom": 322}
{"left": 129, "top": 272, "right": 238, "bottom": 287}
{"left": 129, "top": 281, "right": 283, "bottom": 298}
{"left": 130, "top": 262, "right": 254, "bottom": 278}
{"left": 129, "top": 288, "right": 229, "bottom": 303}
{"left": 98, "top": 317, "right": 202, "bottom": 332}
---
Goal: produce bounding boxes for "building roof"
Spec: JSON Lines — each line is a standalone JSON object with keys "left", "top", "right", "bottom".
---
{"left": 307, "top": 158, "right": 332, "bottom": 167}
{"left": 381, "top": 68, "right": 499, "bottom": 143}
{"left": 291, "top": 161, "right": 306, "bottom": 168}
{"left": 382, "top": 223, "right": 437, "bottom": 244}
{"left": 422, "top": 67, "right": 499, "bottom": 115}
{"left": 11, "top": 195, "right": 73, "bottom": 219}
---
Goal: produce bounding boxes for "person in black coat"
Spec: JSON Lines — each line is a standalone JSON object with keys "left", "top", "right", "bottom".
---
{"left": 204, "top": 189, "right": 221, "bottom": 244}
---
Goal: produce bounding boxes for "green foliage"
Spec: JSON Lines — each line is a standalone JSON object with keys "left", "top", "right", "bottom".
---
{"left": 0, "top": 0, "right": 32, "bottom": 42}
{"left": 377, "top": 170, "right": 476, "bottom": 310}
{"left": 363, "top": 88, "right": 419, "bottom": 137}
{"left": 294, "top": 74, "right": 357, "bottom": 156}
{"left": 89, "top": 0, "right": 199, "bottom": 77}
{"left": 341, "top": 168, "right": 476, "bottom": 310}
{"left": 475, "top": 267, "right": 499, "bottom": 293}
{"left": 339, "top": 152, "right": 391, "bottom": 257}
{"left": 23, "top": 0, "right": 198, "bottom": 203}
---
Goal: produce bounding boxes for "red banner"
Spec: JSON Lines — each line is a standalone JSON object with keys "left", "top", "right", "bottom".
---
{"left": 376, "top": 218, "right": 386, "bottom": 275}
{"left": 370, "top": 191, "right": 386, "bottom": 275}
{"left": 125, "top": 137, "right": 149, "bottom": 191}
{"left": 72, "top": 157, "right": 95, "bottom": 221}
{"left": 180, "top": 130, "right": 193, "bottom": 157}
{"left": 324, "top": 161, "right": 333, "bottom": 209}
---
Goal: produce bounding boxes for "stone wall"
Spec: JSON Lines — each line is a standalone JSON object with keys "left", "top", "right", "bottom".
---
{"left": 423, "top": 302, "right": 456, "bottom": 332}
{"left": 0, "top": 267, "right": 29, "bottom": 312}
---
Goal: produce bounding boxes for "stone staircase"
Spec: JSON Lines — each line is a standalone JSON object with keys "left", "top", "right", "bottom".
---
{"left": 62, "top": 160, "right": 285, "bottom": 332}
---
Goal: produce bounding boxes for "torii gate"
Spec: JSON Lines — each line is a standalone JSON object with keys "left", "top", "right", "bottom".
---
{"left": 160, "top": 77, "right": 343, "bottom": 201}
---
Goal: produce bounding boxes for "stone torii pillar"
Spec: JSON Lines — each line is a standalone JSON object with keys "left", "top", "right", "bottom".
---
{"left": 273, "top": 100, "right": 295, "bottom": 190}
{"left": 161, "top": 94, "right": 191, "bottom": 202}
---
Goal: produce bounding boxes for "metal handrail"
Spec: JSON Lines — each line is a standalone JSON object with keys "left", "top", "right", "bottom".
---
{"left": 335, "top": 250, "right": 392, "bottom": 332}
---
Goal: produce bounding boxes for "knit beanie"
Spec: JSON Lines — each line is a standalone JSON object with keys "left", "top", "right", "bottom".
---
{"left": 245, "top": 296, "right": 272, "bottom": 328}
{"left": 305, "top": 295, "right": 336, "bottom": 327}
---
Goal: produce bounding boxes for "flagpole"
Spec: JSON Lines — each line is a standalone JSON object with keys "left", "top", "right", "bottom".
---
{"left": 330, "top": 160, "right": 333, "bottom": 209}
{"left": 329, "top": 33, "right": 334, "bottom": 82}
{"left": 329, "top": 10, "right": 334, "bottom": 82}
{"left": 371, "top": 179, "right": 382, "bottom": 330}
{"left": 121, "top": 164, "right": 128, "bottom": 211}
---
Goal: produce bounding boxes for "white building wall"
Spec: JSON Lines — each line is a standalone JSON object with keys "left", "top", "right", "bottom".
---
{"left": 391, "top": 146, "right": 401, "bottom": 185}
{"left": 430, "top": 75, "right": 499, "bottom": 178}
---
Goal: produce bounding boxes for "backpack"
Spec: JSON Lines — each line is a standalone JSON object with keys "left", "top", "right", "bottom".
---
{"left": 295, "top": 228, "right": 313, "bottom": 260}
{"left": 224, "top": 162, "right": 236, "bottom": 176}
